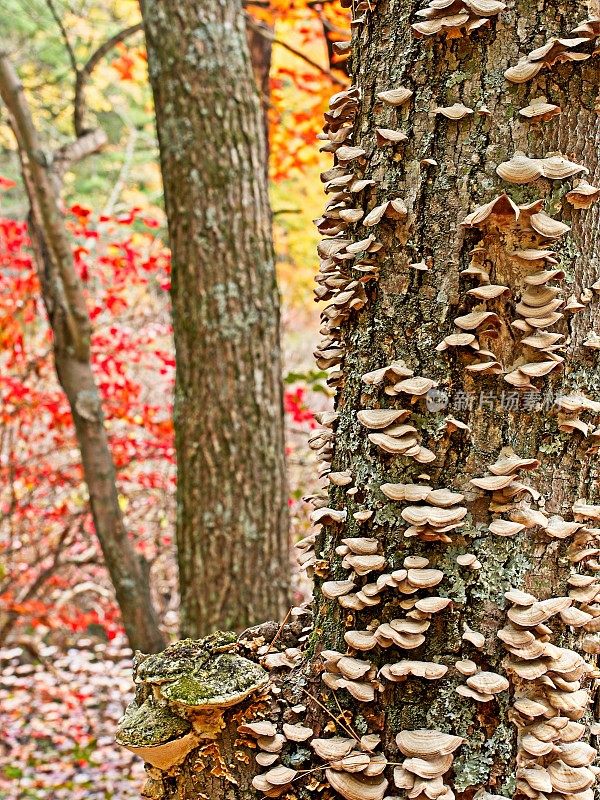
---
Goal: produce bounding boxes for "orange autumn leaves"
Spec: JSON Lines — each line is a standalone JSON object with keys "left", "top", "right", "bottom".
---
{"left": 107, "top": 2, "right": 350, "bottom": 180}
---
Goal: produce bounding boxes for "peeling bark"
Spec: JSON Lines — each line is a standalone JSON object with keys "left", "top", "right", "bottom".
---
{"left": 121, "top": 1, "right": 600, "bottom": 798}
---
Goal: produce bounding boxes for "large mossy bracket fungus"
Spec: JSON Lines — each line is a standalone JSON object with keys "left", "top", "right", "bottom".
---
{"left": 116, "top": 633, "right": 269, "bottom": 771}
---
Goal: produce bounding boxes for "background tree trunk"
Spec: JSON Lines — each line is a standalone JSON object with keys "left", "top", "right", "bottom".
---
{"left": 246, "top": 16, "right": 273, "bottom": 161}
{"left": 121, "top": 1, "right": 600, "bottom": 797}
{"left": 140, "top": 0, "right": 290, "bottom": 636}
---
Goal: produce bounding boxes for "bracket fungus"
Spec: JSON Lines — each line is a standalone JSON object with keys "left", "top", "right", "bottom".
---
{"left": 501, "top": 583, "right": 599, "bottom": 796}
{"left": 505, "top": 18, "right": 600, "bottom": 83}
{"left": 411, "top": 0, "right": 505, "bottom": 38}
{"left": 567, "top": 181, "right": 600, "bottom": 209}
{"left": 433, "top": 102, "right": 474, "bottom": 119}
{"left": 292, "top": 11, "right": 600, "bottom": 800}
{"left": 375, "top": 127, "right": 409, "bottom": 146}
{"left": 377, "top": 86, "right": 413, "bottom": 106}
{"left": 116, "top": 699, "right": 197, "bottom": 770}
{"left": 519, "top": 97, "right": 561, "bottom": 122}
{"left": 497, "top": 153, "right": 587, "bottom": 184}
{"left": 117, "top": 635, "right": 269, "bottom": 770}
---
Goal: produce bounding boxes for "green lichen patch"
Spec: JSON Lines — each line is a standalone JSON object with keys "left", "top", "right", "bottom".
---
{"left": 470, "top": 535, "right": 533, "bottom": 604}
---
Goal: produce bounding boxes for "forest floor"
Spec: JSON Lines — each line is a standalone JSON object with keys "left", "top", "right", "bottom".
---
{"left": 0, "top": 636, "right": 144, "bottom": 799}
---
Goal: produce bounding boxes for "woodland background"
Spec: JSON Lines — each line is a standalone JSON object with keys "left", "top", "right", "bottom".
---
{"left": 0, "top": 1, "right": 347, "bottom": 796}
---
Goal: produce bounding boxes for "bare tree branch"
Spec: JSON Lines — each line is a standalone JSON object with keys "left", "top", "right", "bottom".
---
{"left": 53, "top": 128, "right": 108, "bottom": 177}
{"left": 244, "top": 13, "right": 349, "bottom": 87}
{"left": 45, "top": 0, "right": 78, "bottom": 78}
{"left": 0, "top": 53, "right": 90, "bottom": 358}
{"left": 74, "top": 22, "right": 143, "bottom": 136}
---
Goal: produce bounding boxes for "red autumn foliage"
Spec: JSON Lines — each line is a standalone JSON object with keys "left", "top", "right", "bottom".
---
{"left": 0, "top": 203, "right": 176, "bottom": 641}
{"left": 0, "top": 196, "right": 319, "bottom": 642}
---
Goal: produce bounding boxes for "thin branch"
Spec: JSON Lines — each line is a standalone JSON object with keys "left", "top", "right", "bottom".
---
{"left": 53, "top": 127, "right": 108, "bottom": 177}
{"left": 0, "top": 53, "right": 90, "bottom": 358}
{"left": 74, "top": 22, "right": 143, "bottom": 136}
{"left": 45, "top": 0, "right": 78, "bottom": 78}
{"left": 244, "top": 14, "right": 348, "bottom": 87}
{"left": 101, "top": 124, "right": 138, "bottom": 217}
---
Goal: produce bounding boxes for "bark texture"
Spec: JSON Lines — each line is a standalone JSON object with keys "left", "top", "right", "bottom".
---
{"left": 140, "top": 0, "right": 290, "bottom": 636}
{"left": 0, "top": 54, "right": 165, "bottom": 654}
{"left": 121, "top": 1, "right": 600, "bottom": 798}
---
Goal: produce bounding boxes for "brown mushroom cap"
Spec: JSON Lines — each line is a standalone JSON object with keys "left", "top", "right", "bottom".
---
{"left": 325, "top": 769, "right": 389, "bottom": 800}
{"left": 403, "top": 753, "right": 454, "bottom": 778}
{"left": 283, "top": 722, "right": 313, "bottom": 742}
{"left": 466, "top": 671, "right": 510, "bottom": 694}
{"left": 238, "top": 720, "right": 278, "bottom": 737}
{"left": 358, "top": 409, "right": 408, "bottom": 429}
{"left": 396, "top": 729, "right": 464, "bottom": 757}
{"left": 377, "top": 87, "right": 413, "bottom": 106}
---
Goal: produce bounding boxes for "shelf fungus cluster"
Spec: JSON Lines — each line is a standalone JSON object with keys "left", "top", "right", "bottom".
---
{"left": 411, "top": 0, "right": 506, "bottom": 39}
{"left": 505, "top": 17, "right": 600, "bottom": 83}
{"left": 313, "top": 84, "right": 377, "bottom": 399}
{"left": 452, "top": 191, "right": 594, "bottom": 389}
{"left": 292, "top": 6, "right": 599, "bottom": 800}
{"left": 319, "top": 735, "right": 389, "bottom": 800}
{"left": 342, "top": 566, "right": 449, "bottom": 653}
{"left": 455, "top": 664, "right": 509, "bottom": 702}
{"left": 240, "top": 718, "right": 309, "bottom": 797}
{"left": 382, "top": 482, "right": 467, "bottom": 542}
{"left": 359, "top": 406, "right": 436, "bottom": 462}
{"left": 245, "top": 718, "right": 392, "bottom": 800}
{"left": 555, "top": 395, "right": 600, "bottom": 440}
{"left": 501, "top": 588, "right": 600, "bottom": 800}
{"left": 322, "top": 548, "right": 452, "bottom": 619}
{"left": 469, "top": 450, "right": 541, "bottom": 529}
{"left": 496, "top": 153, "right": 588, "bottom": 185}
{"left": 340, "top": 0, "right": 380, "bottom": 26}
{"left": 321, "top": 650, "right": 378, "bottom": 701}
{"left": 393, "top": 729, "right": 464, "bottom": 800}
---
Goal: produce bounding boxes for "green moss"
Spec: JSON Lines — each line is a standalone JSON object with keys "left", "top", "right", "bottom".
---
{"left": 422, "top": 688, "right": 515, "bottom": 792}
{"left": 453, "top": 713, "right": 514, "bottom": 792}
{"left": 136, "top": 633, "right": 237, "bottom": 684}
{"left": 134, "top": 633, "right": 266, "bottom": 711}
{"left": 161, "top": 653, "right": 267, "bottom": 707}
{"left": 353, "top": 714, "right": 369, "bottom": 735}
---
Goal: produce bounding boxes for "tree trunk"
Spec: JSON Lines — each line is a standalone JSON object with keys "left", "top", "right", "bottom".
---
{"left": 140, "top": 0, "right": 290, "bottom": 636}
{"left": 120, "top": 1, "right": 600, "bottom": 797}
{"left": 246, "top": 17, "right": 273, "bottom": 160}
{"left": 0, "top": 56, "right": 166, "bottom": 655}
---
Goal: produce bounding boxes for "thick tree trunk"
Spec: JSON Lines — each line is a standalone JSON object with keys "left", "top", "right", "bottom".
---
{"left": 120, "top": 1, "right": 600, "bottom": 797}
{"left": 0, "top": 56, "right": 166, "bottom": 654}
{"left": 140, "top": 0, "right": 290, "bottom": 636}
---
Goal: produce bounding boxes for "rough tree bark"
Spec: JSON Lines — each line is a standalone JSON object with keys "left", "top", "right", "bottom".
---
{"left": 140, "top": 0, "right": 290, "bottom": 636}
{"left": 118, "top": 1, "right": 600, "bottom": 798}
{"left": 0, "top": 48, "right": 165, "bottom": 654}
